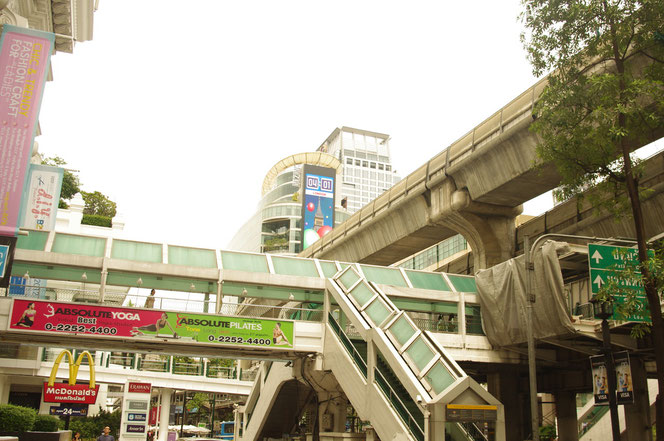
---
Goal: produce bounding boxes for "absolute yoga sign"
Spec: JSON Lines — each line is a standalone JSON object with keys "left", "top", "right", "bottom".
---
{"left": 8, "top": 299, "right": 294, "bottom": 349}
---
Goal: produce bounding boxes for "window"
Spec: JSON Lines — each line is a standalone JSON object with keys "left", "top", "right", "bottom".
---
{"left": 355, "top": 159, "right": 361, "bottom": 166}
{"left": 378, "top": 164, "right": 384, "bottom": 170}
{"left": 362, "top": 161, "right": 369, "bottom": 168}
{"left": 346, "top": 158, "right": 353, "bottom": 165}
{"left": 386, "top": 165, "right": 391, "bottom": 172}
{"left": 370, "top": 162, "right": 376, "bottom": 169}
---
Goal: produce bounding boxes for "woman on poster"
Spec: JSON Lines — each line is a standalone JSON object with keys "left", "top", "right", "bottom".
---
{"left": 272, "top": 322, "right": 290, "bottom": 345}
{"left": 14, "top": 302, "right": 36, "bottom": 327}
{"left": 131, "top": 312, "right": 177, "bottom": 337}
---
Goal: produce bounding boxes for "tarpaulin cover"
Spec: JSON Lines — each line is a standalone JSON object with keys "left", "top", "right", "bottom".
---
{"left": 475, "top": 241, "right": 575, "bottom": 347}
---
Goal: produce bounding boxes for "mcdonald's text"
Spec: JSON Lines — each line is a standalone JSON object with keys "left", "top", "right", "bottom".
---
{"left": 43, "top": 382, "right": 99, "bottom": 404}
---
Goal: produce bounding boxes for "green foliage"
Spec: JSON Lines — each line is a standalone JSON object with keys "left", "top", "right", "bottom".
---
{"left": 81, "top": 214, "right": 112, "bottom": 228}
{"left": 520, "top": 0, "right": 664, "bottom": 328}
{"left": 81, "top": 191, "right": 117, "bottom": 218}
{"left": 0, "top": 404, "right": 37, "bottom": 432}
{"left": 32, "top": 414, "right": 60, "bottom": 432}
{"left": 41, "top": 156, "right": 81, "bottom": 205}
{"left": 539, "top": 424, "right": 556, "bottom": 441}
{"left": 69, "top": 409, "right": 120, "bottom": 439}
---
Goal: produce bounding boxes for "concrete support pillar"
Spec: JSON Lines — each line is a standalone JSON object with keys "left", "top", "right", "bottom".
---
{"left": 331, "top": 396, "right": 348, "bottom": 432}
{"left": 554, "top": 390, "right": 578, "bottom": 441}
{"left": 488, "top": 370, "right": 529, "bottom": 441}
{"left": 624, "top": 356, "right": 652, "bottom": 441}
{"left": 0, "top": 375, "right": 10, "bottom": 404}
{"left": 157, "top": 388, "right": 173, "bottom": 441}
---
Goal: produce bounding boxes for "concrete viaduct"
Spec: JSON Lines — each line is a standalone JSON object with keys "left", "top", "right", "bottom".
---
{"left": 299, "top": 75, "right": 663, "bottom": 270}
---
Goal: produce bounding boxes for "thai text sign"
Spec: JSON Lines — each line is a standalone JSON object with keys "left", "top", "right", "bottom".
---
{"left": 8, "top": 299, "right": 294, "bottom": 349}
{"left": 0, "top": 25, "right": 54, "bottom": 237}
{"left": 588, "top": 243, "right": 653, "bottom": 322}
{"left": 49, "top": 403, "right": 88, "bottom": 416}
{"left": 43, "top": 382, "right": 100, "bottom": 404}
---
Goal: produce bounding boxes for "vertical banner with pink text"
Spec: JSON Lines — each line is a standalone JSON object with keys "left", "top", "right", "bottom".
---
{"left": 0, "top": 25, "right": 55, "bottom": 237}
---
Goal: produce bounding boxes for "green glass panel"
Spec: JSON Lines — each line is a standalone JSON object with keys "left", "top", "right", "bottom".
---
{"left": 168, "top": 246, "right": 216, "bottom": 268}
{"left": 339, "top": 269, "right": 360, "bottom": 290}
{"left": 52, "top": 234, "right": 105, "bottom": 257}
{"left": 319, "top": 261, "right": 340, "bottom": 278}
{"left": 12, "top": 263, "right": 102, "bottom": 283}
{"left": 405, "top": 338, "right": 435, "bottom": 372}
{"left": 111, "top": 240, "right": 162, "bottom": 263}
{"left": 389, "top": 315, "right": 416, "bottom": 346}
{"left": 221, "top": 252, "right": 269, "bottom": 273}
{"left": 424, "top": 362, "right": 455, "bottom": 394}
{"left": 405, "top": 270, "right": 450, "bottom": 291}
{"left": 360, "top": 265, "right": 408, "bottom": 287}
{"left": 446, "top": 275, "right": 477, "bottom": 293}
{"left": 271, "top": 256, "right": 319, "bottom": 277}
{"left": 16, "top": 231, "right": 49, "bottom": 251}
{"left": 349, "top": 282, "right": 374, "bottom": 307}
{"left": 365, "top": 300, "right": 391, "bottom": 326}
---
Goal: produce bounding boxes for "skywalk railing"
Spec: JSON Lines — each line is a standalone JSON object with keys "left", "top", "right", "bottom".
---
{"left": 40, "top": 347, "right": 253, "bottom": 381}
{"left": 3, "top": 285, "right": 324, "bottom": 322}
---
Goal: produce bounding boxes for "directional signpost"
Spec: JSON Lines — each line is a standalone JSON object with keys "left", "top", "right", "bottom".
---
{"left": 588, "top": 243, "right": 653, "bottom": 322}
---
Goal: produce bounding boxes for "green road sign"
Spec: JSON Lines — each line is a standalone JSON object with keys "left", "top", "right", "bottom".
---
{"left": 588, "top": 244, "right": 654, "bottom": 271}
{"left": 588, "top": 243, "right": 653, "bottom": 323}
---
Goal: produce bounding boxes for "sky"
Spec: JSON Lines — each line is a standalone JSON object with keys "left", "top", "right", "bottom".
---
{"left": 36, "top": 0, "right": 549, "bottom": 250}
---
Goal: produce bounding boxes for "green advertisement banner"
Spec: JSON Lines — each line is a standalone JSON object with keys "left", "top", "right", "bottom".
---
{"left": 136, "top": 312, "right": 295, "bottom": 349}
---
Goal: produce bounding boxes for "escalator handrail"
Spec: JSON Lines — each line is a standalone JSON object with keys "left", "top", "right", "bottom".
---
{"left": 374, "top": 365, "right": 425, "bottom": 440}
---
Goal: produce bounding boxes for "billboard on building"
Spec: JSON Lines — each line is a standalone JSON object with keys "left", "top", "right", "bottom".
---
{"left": 301, "top": 164, "right": 335, "bottom": 250}
{"left": 20, "top": 164, "right": 63, "bottom": 231}
{"left": 0, "top": 25, "right": 55, "bottom": 237}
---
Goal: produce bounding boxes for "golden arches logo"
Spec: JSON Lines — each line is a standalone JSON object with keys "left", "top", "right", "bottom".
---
{"left": 47, "top": 350, "right": 96, "bottom": 389}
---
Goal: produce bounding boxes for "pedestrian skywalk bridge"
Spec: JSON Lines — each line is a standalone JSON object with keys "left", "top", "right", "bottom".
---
{"left": 236, "top": 266, "right": 506, "bottom": 441}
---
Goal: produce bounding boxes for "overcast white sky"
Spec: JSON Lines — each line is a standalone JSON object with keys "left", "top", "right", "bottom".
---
{"left": 36, "top": 0, "right": 552, "bottom": 249}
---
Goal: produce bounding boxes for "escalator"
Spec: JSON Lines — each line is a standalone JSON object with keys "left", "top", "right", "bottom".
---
{"left": 237, "top": 266, "right": 505, "bottom": 441}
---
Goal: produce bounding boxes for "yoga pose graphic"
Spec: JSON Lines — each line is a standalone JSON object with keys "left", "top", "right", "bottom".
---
{"left": 131, "top": 312, "right": 177, "bottom": 337}
{"left": 14, "top": 302, "right": 36, "bottom": 327}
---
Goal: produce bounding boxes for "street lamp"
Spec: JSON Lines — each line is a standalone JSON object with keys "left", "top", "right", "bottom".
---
{"left": 590, "top": 297, "right": 621, "bottom": 441}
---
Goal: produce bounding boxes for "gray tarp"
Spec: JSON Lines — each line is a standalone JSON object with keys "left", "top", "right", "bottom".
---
{"left": 475, "top": 241, "right": 575, "bottom": 347}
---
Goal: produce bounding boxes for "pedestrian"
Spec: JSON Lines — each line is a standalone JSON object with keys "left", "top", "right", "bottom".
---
{"left": 97, "top": 426, "right": 115, "bottom": 441}
{"left": 73, "top": 432, "right": 82, "bottom": 441}
{"left": 145, "top": 288, "right": 156, "bottom": 308}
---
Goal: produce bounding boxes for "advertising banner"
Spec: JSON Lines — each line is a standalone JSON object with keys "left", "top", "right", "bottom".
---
{"left": 19, "top": 164, "right": 63, "bottom": 231}
{"left": 9, "top": 275, "right": 46, "bottom": 298}
{"left": 615, "top": 351, "right": 634, "bottom": 404}
{"left": 301, "top": 164, "right": 335, "bottom": 250}
{"left": 0, "top": 235, "right": 17, "bottom": 288}
{"left": 8, "top": 299, "right": 294, "bottom": 349}
{"left": 42, "top": 382, "right": 100, "bottom": 404}
{"left": 590, "top": 355, "right": 609, "bottom": 405}
{"left": 0, "top": 25, "right": 55, "bottom": 237}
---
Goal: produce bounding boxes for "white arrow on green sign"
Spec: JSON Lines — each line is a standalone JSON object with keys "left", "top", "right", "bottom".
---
{"left": 587, "top": 243, "right": 653, "bottom": 323}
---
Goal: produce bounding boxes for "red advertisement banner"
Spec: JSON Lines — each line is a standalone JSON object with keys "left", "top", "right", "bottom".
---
{"left": 128, "top": 382, "right": 151, "bottom": 394}
{"left": 43, "top": 382, "right": 99, "bottom": 404}
{"left": 10, "top": 299, "right": 166, "bottom": 337}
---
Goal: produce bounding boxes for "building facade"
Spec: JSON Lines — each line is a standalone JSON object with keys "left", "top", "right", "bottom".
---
{"left": 229, "top": 127, "right": 401, "bottom": 255}
{"left": 318, "top": 127, "right": 401, "bottom": 214}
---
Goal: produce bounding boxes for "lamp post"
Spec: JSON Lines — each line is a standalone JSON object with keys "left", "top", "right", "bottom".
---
{"left": 591, "top": 298, "right": 621, "bottom": 441}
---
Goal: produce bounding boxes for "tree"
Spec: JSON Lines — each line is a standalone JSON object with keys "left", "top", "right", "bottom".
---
{"left": 41, "top": 156, "right": 80, "bottom": 209}
{"left": 81, "top": 191, "right": 117, "bottom": 218}
{"left": 519, "top": 0, "right": 664, "bottom": 438}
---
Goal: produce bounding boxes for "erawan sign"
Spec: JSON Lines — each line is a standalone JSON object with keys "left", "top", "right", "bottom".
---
{"left": 43, "top": 382, "right": 99, "bottom": 404}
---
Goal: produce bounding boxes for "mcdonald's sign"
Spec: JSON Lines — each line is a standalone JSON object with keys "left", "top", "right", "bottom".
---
{"left": 42, "top": 350, "right": 99, "bottom": 404}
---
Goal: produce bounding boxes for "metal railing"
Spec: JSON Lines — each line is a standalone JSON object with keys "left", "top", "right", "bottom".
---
{"left": 374, "top": 367, "right": 424, "bottom": 441}
{"left": 3, "top": 285, "right": 324, "bottom": 322}
{"left": 206, "top": 365, "right": 235, "bottom": 379}
{"left": 328, "top": 313, "right": 367, "bottom": 377}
